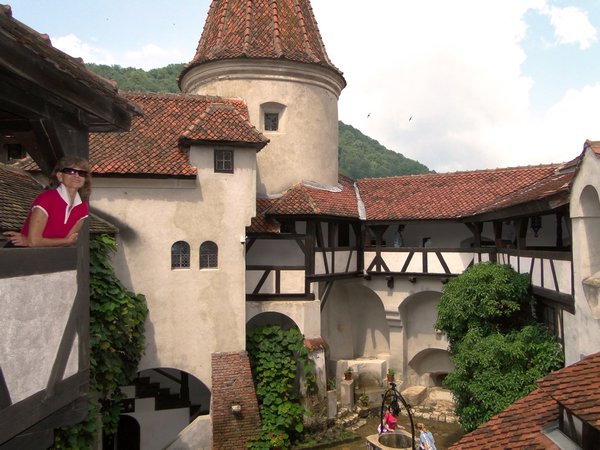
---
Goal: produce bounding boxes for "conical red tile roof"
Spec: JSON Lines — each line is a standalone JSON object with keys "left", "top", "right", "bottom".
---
{"left": 181, "top": 0, "right": 343, "bottom": 82}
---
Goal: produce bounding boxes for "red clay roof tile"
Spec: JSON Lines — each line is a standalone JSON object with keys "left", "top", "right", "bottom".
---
{"left": 267, "top": 175, "right": 359, "bottom": 218}
{"left": 181, "top": 0, "right": 344, "bottom": 83}
{"left": 538, "top": 352, "right": 600, "bottom": 429}
{"left": 356, "top": 164, "right": 575, "bottom": 221}
{"left": 248, "top": 198, "right": 280, "bottom": 233}
{"left": 450, "top": 353, "right": 600, "bottom": 449}
{"left": 89, "top": 93, "right": 265, "bottom": 176}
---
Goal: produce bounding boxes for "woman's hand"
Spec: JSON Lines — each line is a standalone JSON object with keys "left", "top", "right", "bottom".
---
{"left": 3, "top": 231, "right": 29, "bottom": 247}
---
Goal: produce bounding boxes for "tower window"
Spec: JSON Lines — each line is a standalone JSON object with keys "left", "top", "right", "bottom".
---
{"left": 214, "top": 149, "right": 233, "bottom": 173}
{"left": 264, "top": 113, "right": 279, "bottom": 131}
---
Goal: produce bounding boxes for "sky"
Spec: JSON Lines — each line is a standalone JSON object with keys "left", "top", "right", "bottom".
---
{"left": 7, "top": 0, "right": 600, "bottom": 172}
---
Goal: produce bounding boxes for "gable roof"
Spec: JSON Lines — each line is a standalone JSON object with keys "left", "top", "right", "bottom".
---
{"left": 246, "top": 160, "right": 579, "bottom": 234}
{"left": 267, "top": 175, "right": 359, "bottom": 219}
{"left": 181, "top": 0, "right": 344, "bottom": 83}
{"left": 89, "top": 93, "right": 266, "bottom": 177}
{"left": 537, "top": 352, "right": 600, "bottom": 428}
{"left": 450, "top": 352, "right": 600, "bottom": 450}
{"left": 356, "top": 163, "right": 575, "bottom": 221}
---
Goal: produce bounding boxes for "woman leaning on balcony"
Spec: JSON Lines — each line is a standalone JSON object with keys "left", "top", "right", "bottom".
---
{"left": 3, "top": 155, "right": 90, "bottom": 247}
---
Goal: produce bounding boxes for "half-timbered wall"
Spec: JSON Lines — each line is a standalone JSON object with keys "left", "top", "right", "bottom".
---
{"left": 0, "top": 244, "right": 88, "bottom": 448}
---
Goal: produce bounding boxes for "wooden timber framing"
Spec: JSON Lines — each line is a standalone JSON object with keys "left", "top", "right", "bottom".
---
{"left": 0, "top": 7, "right": 138, "bottom": 447}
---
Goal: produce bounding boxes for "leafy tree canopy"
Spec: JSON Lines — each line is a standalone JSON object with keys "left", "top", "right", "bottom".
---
{"left": 435, "top": 263, "right": 563, "bottom": 432}
{"left": 85, "top": 63, "right": 430, "bottom": 179}
{"left": 435, "top": 262, "right": 532, "bottom": 349}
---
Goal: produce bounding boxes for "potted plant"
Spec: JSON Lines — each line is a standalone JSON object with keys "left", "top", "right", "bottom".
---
{"left": 344, "top": 367, "right": 353, "bottom": 381}
{"left": 386, "top": 368, "right": 396, "bottom": 382}
{"left": 327, "top": 378, "right": 336, "bottom": 391}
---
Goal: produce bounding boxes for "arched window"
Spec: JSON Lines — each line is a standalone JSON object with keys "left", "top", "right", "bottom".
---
{"left": 171, "top": 241, "right": 190, "bottom": 269}
{"left": 200, "top": 241, "right": 218, "bottom": 269}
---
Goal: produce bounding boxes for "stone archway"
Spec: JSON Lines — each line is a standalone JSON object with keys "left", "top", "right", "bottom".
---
{"left": 408, "top": 348, "right": 453, "bottom": 387}
{"left": 321, "top": 281, "right": 390, "bottom": 362}
{"left": 579, "top": 185, "right": 600, "bottom": 318}
{"left": 246, "top": 311, "right": 298, "bottom": 331}
{"left": 399, "top": 291, "right": 449, "bottom": 386}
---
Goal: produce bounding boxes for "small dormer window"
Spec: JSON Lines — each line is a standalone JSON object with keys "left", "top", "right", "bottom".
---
{"left": 264, "top": 113, "right": 279, "bottom": 131}
{"left": 214, "top": 149, "right": 233, "bottom": 173}
{"left": 261, "top": 102, "right": 285, "bottom": 133}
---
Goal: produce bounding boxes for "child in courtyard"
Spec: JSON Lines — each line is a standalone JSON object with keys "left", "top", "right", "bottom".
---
{"left": 417, "top": 422, "right": 437, "bottom": 450}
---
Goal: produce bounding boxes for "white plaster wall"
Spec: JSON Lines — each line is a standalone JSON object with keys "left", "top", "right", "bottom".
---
{"left": 91, "top": 147, "right": 257, "bottom": 386}
{"left": 246, "top": 300, "right": 321, "bottom": 339}
{"left": 0, "top": 271, "right": 78, "bottom": 403}
{"left": 181, "top": 60, "right": 344, "bottom": 195}
{"left": 565, "top": 148, "right": 600, "bottom": 364}
{"left": 246, "top": 239, "right": 304, "bottom": 265}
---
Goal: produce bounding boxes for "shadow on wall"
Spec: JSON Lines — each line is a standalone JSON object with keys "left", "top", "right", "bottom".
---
{"left": 246, "top": 311, "right": 298, "bottom": 331}
{"left": 321, "top": 281, "right": 390, "bottom": 361}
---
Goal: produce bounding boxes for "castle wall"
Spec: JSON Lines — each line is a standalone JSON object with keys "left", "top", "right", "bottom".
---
{"left": 566, "top": 148, "right": 600, "bottom": 364}
{"left": 181, "top": 60, "right": 343, "bottom": 195}
{"left": 91, "top": 146, "right": 257, "bottom": 386}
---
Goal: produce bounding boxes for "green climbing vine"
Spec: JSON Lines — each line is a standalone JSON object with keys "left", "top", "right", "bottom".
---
{"left": 53, "top": 234, "right": 148, "bottom": 448}
{"left": 247, "top": 326, "right": 316, "bottom": 449}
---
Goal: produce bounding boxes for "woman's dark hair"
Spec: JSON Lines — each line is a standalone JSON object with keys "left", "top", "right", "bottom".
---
{"left": 49, "top": 155, "right": 92, "bottom": 201}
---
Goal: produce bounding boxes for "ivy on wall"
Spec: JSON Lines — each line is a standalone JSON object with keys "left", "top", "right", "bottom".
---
{"left": 53, "top": 234, "right": 148, "bottom": 448}
{"left": 247, "top": 326, "right": 316, "bottom": 449}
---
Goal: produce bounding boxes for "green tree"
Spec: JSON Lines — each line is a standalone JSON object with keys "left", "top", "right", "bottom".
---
{"left": 53, "top": 235, "right": 148, "bottom": 448}
{"left": 435, "top": 263, "right": 563, "bottom": 432}
{"left": 246, "top": 326, "right": 316, "bottom": 449}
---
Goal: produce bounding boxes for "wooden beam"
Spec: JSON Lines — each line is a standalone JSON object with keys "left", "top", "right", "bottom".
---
{"left": 0, "top": 247, "right": 77, "bottom": 278}
{"left": 0, "top": 371, "right": 88, "bottom": 445}
{"left": 0, "top": 28, "right": 133, "bottom": 130}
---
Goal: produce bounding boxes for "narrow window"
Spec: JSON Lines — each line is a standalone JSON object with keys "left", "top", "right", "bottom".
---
{"left": 6, "top": 143, "right": 25, "bottom": 161}
{"left": 200, "top": 241, "right": 218, "bottom": 269}
{"left": 264, "top": 113, "right": 279, "bottom": 131}
{"left": 214, "top": 149, "right": 233, "bottom": 173}
{"left": 171, "top": 241, "right": 190, "bottom": 269}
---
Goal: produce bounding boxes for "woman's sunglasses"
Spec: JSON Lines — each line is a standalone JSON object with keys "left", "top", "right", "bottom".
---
{"left": 61, "top": 167, "right": 89, "bottom": 177}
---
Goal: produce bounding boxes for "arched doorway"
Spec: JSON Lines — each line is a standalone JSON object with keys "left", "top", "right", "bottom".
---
{"left": 116, "top": 415, "right": 140, "bottom": 450}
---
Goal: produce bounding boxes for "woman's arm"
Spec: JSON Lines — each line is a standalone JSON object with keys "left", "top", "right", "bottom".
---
{"left": 23, "top": 209, "right": 81, "bottom": 247}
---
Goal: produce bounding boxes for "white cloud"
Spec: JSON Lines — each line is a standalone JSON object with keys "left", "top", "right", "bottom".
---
{"left": 311, "top": 0, "right": 598, "bottom": 171}
{"left": 545, "top": 6, "right": 597, "bottom": 49}
{"left": 123, "top": 44, "right": 190, "bottom": 70}
{"left": 52, "top": 34, "right": 189, "bottom": 71}
{"left": 52, "top": 33, "right": 115, "bottom": 65}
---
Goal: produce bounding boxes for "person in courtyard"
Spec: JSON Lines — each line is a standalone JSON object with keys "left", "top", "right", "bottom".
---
{"left": 378, "top": 404, "right": 402, "bottom": 433}
{"left": 3, "top": 155, "right": 90, "bottom": 247}
{"left": 417, "top": 422, "right": 437, "bottom": 450}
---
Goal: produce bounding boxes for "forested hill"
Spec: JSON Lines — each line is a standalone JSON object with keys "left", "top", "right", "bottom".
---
{"left": 338, "top": 122, "right": 429, "bottom": 178}
{"left": 86, "top": 63, "right": 430, "bottom": 178}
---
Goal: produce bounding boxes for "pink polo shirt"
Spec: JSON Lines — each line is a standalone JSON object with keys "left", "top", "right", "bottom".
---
{"left": 21, "top": 184, "right": 89, "bottom": 239}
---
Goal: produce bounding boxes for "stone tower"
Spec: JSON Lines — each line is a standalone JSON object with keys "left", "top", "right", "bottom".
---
{"left": 179, "top": 0, "right": 346, "bottom": 195}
